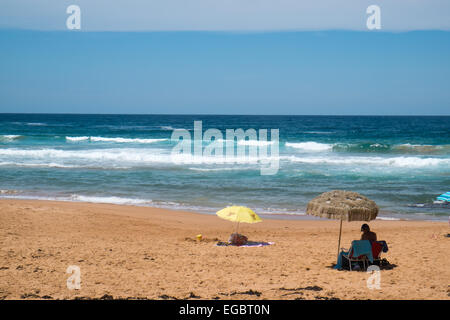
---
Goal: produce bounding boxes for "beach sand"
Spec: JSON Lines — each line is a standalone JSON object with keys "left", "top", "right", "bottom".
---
{"left": 0, "top": 199, "right": 449, "bottom": 300}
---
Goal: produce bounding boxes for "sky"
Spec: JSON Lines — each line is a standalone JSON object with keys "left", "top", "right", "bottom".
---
{"left": 2, "top": 0, "right": 450, "bottom": 31}
{"left": 0, "top": 1, "right": 449, "bottom": 115}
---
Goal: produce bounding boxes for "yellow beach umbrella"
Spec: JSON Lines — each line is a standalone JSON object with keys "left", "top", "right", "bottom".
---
{"left": 216, "top": 206, "right": 262, "bottom": 233}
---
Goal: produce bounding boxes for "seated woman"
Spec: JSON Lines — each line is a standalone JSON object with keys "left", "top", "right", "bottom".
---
{"left": 360, "top": 223, "right": 377, "bottom": 241}
{"left": 334, "top": 224, "right": 379, "bottom": 270}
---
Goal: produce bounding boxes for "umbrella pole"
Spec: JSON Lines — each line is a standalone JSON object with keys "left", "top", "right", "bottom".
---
{"left": 337, "top": 217, "right": 343, "bottom": 262}
{"left": 235, "top": 221, "right": 240, "bottom": 234}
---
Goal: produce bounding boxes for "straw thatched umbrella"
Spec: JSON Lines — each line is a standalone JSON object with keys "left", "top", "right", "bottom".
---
{"left": 306, "top": 190, "right": 378, "bottom": 262}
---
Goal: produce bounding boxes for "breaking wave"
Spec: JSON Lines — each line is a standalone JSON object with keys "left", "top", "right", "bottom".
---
{"left": 66, "top": 136, "right": 168, "bottom": 143}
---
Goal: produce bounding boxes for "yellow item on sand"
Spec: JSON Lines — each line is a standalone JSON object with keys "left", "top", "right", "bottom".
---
{"left": 196, "top": 234, "right": 202, "bottom": 241}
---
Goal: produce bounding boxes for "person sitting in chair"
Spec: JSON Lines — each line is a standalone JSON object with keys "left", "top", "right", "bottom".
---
{"left": 360, "top": 223, "right": 377, "bottom": 241}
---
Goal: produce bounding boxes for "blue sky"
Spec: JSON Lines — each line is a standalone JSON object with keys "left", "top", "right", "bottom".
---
{"left": 0, "top": 1, "right": 449, "bottom": 115}
{"left": 2, "top": 0, "right": 450, "bottom": 31}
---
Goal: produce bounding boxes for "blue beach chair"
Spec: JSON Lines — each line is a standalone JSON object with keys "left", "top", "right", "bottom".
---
{"left": 336, "top": 240, "right": 373, "bottom": 271}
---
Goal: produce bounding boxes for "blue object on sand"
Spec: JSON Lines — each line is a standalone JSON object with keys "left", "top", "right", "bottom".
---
{"left": 334, "top": 240, "right": 373, "bottom": 269}
{"left": 436, "top": 192, "right": 450, "bottom": 202}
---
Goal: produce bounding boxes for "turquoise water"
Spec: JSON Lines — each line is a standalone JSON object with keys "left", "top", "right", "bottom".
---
{"left": 0, "top": 114, "right": 449, "bottom": 221}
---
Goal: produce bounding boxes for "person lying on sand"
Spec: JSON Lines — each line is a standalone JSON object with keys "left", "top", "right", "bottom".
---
{"left": 360, "top": 223, "right": 377, "bottom": 241}
{"left": 228, "top": 233, "right": 248, "bottom": 246}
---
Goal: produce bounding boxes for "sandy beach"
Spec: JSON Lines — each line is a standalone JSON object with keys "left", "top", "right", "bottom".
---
{"left": 0, "top": 199, "right": 449, "bottom": 300}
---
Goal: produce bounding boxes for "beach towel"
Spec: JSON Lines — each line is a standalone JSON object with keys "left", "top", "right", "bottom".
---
{"left": 350, "top": 240, "right": 374, "bottom": 262}
{"left": 371, "top": 240, "right": 389, "bottom": 258}
{"left": 334, "top": 240, "right": 373, "bottom": 269}
{"left": 335, "top": 250, "right": 349, "bottom": 269}
{"left": 371, "top": 241, "right": 383, "bottom": 259}
{"left": 216, "top": 241, "right": 274, "bottom": 247}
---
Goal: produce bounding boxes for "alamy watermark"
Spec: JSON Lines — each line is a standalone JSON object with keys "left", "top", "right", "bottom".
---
{"left": 66, "top": 265, "right": 81, "bottom": 290}
{"left": 65, "top": 5, "right": 381, "bottom": 31}
{"left": 66, "top": 5, "right": 81, "bottom": 30}
{"left": 366, "top": 265, "right": 381, "bottom": 290}
{"left": 66, "top": 5, "right": 381, "bottom": 31}
{"left": 171, "top": 121, "right": 279, "bottom": 175}
{"left": 366, "top": 5, "right": 381, "bottom": 30}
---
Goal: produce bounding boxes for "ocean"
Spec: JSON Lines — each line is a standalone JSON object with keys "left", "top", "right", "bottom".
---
{"left": 0, "top": 114, "right": 449, "bottom": 221}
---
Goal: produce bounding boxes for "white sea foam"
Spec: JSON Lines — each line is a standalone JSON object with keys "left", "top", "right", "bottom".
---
{"left": 237, "top": 140, "right": 274, "bottom": 146}
{"left": 285, "top": 142, "right": 333, "bottom": 151}
{"left": 0, "top": 148, "right": 277, "bottom": 167}
{"left": 160, "top": 126, "right": 175, "bottom": 130}
{"left": 0, "top": 161, "right": 82, "bottom": 168}
{"left": 0, "top": 161, "right": 130, "bottom": 169}
{"left": 396, "top": 143, "right": 432, "bottom": 148}
{"left": 376, "top": 216, "right": 401, "bottom": 221}
{"left": 70, "top": 195, "right": 152, "bottom": 205}
{"left": 283, "top": 155, "right": 450, "bottom": 168}
{"left": 188, "top": 167, "right": 252, "bottom": 172}
{"left": 0, "top": 189, "right": 19, "bottom": 194}
{"left": 254, "top": 209, "right": 306, "bottom": 216}
{"left": 1, "top": 148, "right": 449, "bottom": 169}
{"left": 160, "top": 126, "right": 193, "bottom": 131}
{"left": 66, "top": 136, "right": 167, "bottom": 143}
{"left": 90, "top": 137, "right": 167, "bottom": 143}
{"left": 0, "top": 135, "right": 23, "bottom": 141}
{"left": 0, "top": 193, "right": 153, "bottom": 207}
{"left": 210, "top": 139, "right": 274, "bottom": 146}
{"left": 66, "top": 136, "right": 90, "bottom": 141}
